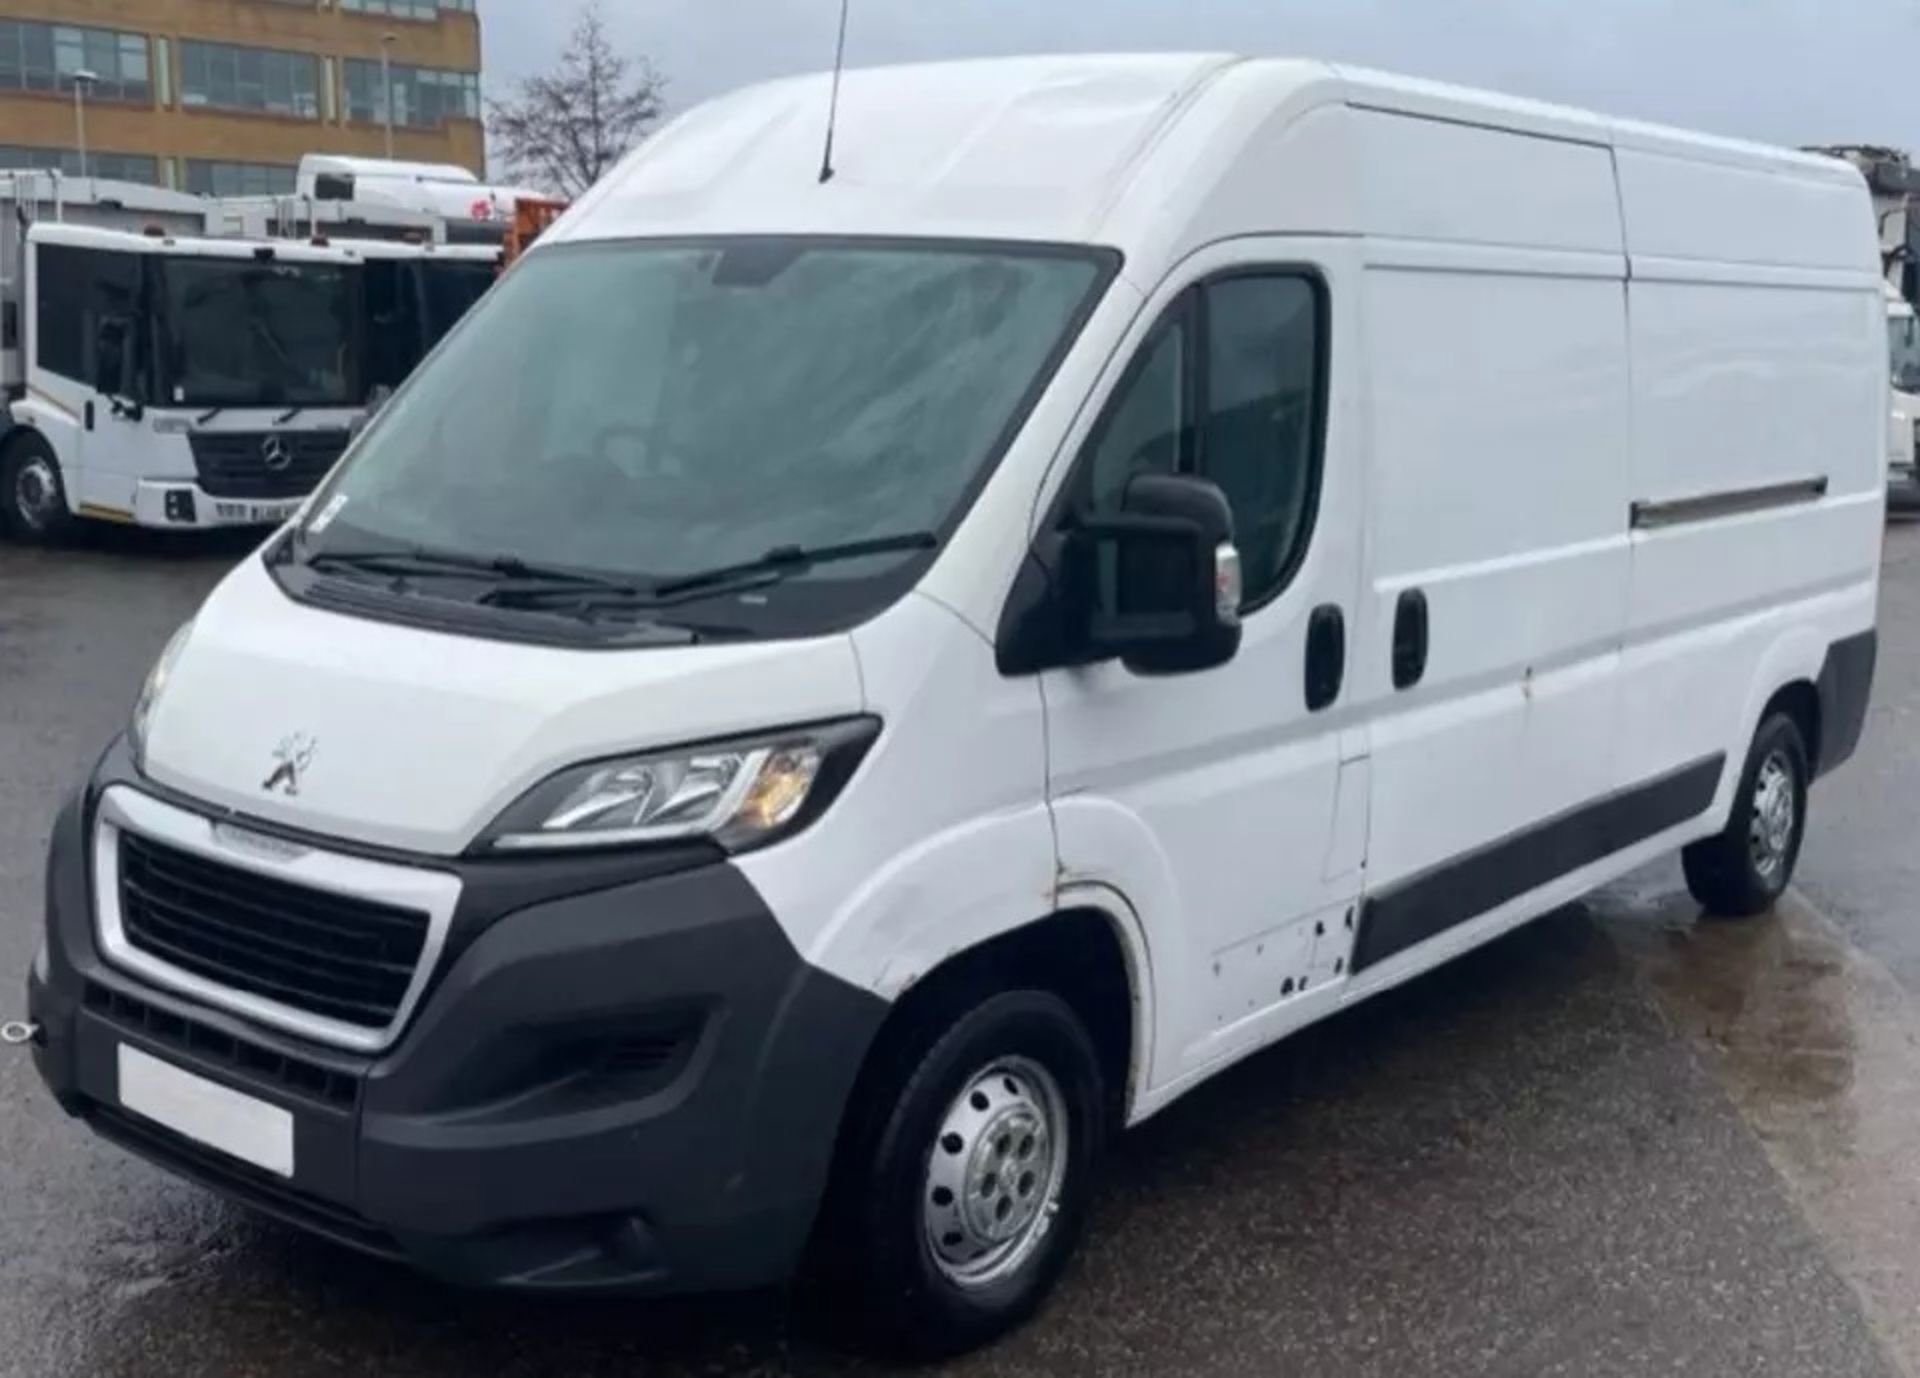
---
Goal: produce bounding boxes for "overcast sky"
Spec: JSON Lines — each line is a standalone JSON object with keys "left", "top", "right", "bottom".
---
{"left": 479, "top": 0, "right": 1920, "bottom": 154}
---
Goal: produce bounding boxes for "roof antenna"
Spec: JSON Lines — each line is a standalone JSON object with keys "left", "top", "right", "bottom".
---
{"left": 819, "top": 0, "right": 852, "bottom": 184}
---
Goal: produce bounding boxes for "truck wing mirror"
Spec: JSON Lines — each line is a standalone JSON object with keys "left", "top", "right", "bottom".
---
{"left": 92, "top": 316, "right": 143, "bottom": 420}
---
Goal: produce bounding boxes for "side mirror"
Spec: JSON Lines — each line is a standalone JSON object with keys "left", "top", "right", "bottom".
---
{"left": 93, "top": 317, "right": 144, "bottom": 421}
{"left": 1069, "top": 473, "right": 1244, "bottom": 675}
{"left": 93, "top": 317, "right": 128, "bottom": 392}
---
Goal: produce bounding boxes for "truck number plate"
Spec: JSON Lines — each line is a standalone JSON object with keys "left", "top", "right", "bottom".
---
{"left": 213, "top": 500, "right": 301, "bottom": 525}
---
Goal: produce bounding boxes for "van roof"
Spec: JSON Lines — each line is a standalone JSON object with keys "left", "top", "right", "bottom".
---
{"left": 552, "top": 53, "right": 1866, "bottom": 270}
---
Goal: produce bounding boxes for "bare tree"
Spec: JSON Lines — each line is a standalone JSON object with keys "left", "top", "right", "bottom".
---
{"left": 488, "top": 2, "right": 665, "bottom": 197}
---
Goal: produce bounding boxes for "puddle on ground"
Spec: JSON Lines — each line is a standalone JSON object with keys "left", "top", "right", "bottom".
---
{"left": 1602, "top": 872, "right": 1920, "bottom": 1375}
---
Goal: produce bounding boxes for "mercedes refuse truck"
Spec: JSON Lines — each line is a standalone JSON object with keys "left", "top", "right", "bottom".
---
{"left": 0, "top": 171, "right": 399, "bottom": 543}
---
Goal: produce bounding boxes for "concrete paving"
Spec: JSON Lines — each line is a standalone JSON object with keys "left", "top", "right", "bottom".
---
{"left": 2, "top": 522, "right": 1918, "bottom": 1376}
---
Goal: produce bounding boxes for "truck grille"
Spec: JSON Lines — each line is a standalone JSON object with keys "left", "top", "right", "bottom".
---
{"left": 118, "top": 833, "right": 430, "bottom": 1032}
{"left": 189, "top": 430, "right": 351, "bottom": 500}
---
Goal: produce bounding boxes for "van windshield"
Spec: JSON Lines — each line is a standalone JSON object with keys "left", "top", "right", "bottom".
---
{"left": 298, "top": 238, "right": 1111, "bottom": 632}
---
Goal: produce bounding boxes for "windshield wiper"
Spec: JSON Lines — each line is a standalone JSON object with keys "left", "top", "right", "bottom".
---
{"left": 307, "top": 545, "right": 640, "bottom": 594}
{"left": 651, "top": 531, "right": 942, "bottom": 600}
{"left": 195, "top": 406, "right": 224, "bottom": 425}
{"left": 275, "top": 405, "right": 305, "bottom": 425}
{"left": 478, "top": 532, "right": 941, "bottom": 614}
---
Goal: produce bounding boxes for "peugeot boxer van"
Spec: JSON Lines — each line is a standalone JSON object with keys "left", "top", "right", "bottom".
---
{"left": 25, "top": 56, "right": 1884, "bottom": 1354}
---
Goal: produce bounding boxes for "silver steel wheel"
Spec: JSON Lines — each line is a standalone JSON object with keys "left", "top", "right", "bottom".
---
{"left": 1749, "top": 749, "right": 1798, "bottom": 883}
{"left": 11, "top": 454, "right": 60, "bottom": 531}
{"left": 922, "top": 1055, "right": 1070, "bottom": 1290}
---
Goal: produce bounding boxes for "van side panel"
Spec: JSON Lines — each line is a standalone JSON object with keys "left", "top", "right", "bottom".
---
{"left": 1612, "top": 138, "right": 1881, "bottom": 280}
{"left": 1614, "top": 147, "right": 1885, "bottom": 796}
{"left": 1347, "top": 108, "right": 1622, "bottom": 254}
{"left": 1355, "top": 114, "right": 1633, "bottom": 921}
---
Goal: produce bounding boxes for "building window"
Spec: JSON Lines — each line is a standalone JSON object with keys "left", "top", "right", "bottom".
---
{"left": 341, "top": 0, "right": 459, "bottom": 18}
{"left": 184, "top": 159, "right": 297, "bottom": 197}
{"left": 343, "top": 59, "right": 479, "bottom": 127}
{"left": 0, "top": 20, "right": 151, "bottom": 103}
{"left": 0, "top": 145, "right": 158, "bottom": 184}
{"left": 178, "top": 40, "right": 320, "bottom": 118}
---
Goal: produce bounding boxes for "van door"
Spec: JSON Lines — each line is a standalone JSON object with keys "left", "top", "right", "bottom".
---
{"left": 1349, "top": 239, "right": 1633, "bottom": 986}
{"left": 1041, "top": 239, "right": 1368, "bottom": 1088}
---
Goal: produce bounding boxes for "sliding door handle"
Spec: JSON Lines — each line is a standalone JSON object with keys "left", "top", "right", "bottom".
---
{"left": 1393, "top": 589, "right": 1429, "bottom": 690}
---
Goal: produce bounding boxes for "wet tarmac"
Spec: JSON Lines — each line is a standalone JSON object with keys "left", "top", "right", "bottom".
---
{"left": 3, "top": 524, "right": 1920, "bottom": 1376}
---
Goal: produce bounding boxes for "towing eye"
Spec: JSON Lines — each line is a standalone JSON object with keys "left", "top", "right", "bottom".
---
{"left": 1, "top": 1021, "right": 42, "bottom": 1049}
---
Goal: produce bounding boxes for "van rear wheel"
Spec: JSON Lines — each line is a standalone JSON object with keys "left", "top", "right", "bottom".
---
{"left": 1683, "top": 712, "right": 1809, "bottom": 918}
{"left": 820, "top": 988, "right": 1104, "bottom": 1358}
{"left": 0, "top": 433, "right": 73, "bottom": 544}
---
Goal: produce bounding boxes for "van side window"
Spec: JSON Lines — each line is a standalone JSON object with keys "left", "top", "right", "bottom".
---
{"left": 1080, "top": 307, "right": 1190, "bottom": 510}
{"left": 1074, "top": 272, "right": 1325, "bottom": 608}
{"left": 1203, "top": 276, "right": 1323, "bottom": 602}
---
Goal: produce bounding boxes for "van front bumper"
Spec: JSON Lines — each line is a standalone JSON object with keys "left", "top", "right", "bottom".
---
{"left": 28, "top": 740, "right": 888, "bottom": 1294}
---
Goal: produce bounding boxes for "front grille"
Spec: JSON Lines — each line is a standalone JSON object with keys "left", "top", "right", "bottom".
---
{"left": 118, "top": 834, "right": 430, "bottom": 1032}
{"left": 188, "top": 430, "right": 350, "bottom": 500}
{"left": 84, "top": 982, "right": 358, "bottom": 1109}
{"left": 90, "top": 1108, "right": 399, "bottom": 1259}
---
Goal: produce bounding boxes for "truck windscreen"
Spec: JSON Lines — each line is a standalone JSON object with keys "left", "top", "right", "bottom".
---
{"left": 1892, "top": 312, "right": 1920, "bottom": 393}
{"left": 421, "top": 259, "right": 495, "bottom": 345}
{"left": 159, "top": 257, "right": 359, "bottom": 408}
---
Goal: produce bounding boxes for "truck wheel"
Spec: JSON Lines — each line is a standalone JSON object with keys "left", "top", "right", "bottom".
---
{"left": 822, "top": 988, "right": 1105, "bottom": 1358}
{"left": 1683, "top": 712, "right": 1810, "bottom": 918}
{"left": 0, "top": 434, "right": 74, "bottom": 544}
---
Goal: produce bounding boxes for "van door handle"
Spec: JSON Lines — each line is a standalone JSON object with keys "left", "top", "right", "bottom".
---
{"left": 1393, "top": 589, "right": 1429, "bottom": 690}
{"left": 1306, "top": 604, "right": 1346, "bottom": 712}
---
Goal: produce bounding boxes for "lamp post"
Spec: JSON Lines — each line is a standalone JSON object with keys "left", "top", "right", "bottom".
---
{"left": 380, "top": 33, "right": 396, "bottom": 158}
{"left": 71, "top": 68, "right": 98, "bottom": 179}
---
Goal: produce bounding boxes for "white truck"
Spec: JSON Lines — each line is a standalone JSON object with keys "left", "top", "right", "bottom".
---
{"left": 0, "top": 172, "right": 371, "bottom": 542}
{"left": 1812, "top": 148, "right": 1920, "bottom": 509}
{"left": 213, "top": 191, "right": 503, "bottom": 398}
{"left": 1890, "top": 284, "right": 1920, "bottom": 507}
{"left": 296, "top": 153, "right": 545, "bottom": 246}
{"left": 351, "top": 240, "right": 499, "bottom": 397}
{"left": 212, "top": 193, "right": 445, "bottom": 247}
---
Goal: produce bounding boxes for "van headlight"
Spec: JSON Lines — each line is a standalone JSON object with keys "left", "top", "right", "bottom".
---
{"left": 479, "top": 718, "right": 880, "bottom": 855}
{"left": 129, "top": 620, "right": 194, "bottom": 773}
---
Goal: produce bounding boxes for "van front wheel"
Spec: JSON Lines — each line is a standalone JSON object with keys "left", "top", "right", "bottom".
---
{"left": 822, "top": 988, "right": 1104, "bottom": 1358}
{"left": 1683, "top": 712, "right": 1810, "bottom": 917}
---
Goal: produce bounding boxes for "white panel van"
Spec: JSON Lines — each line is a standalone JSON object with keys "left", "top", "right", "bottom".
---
{"left": 23, "top": 56, "right": 1883, "bottom": 1354}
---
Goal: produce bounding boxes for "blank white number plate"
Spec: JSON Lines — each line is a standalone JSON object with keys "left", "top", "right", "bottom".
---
{"left": 117, "top": 1044, "right": 295, "bottom": 1179}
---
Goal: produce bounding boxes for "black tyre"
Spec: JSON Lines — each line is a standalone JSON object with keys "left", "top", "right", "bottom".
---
{"left": 0, "top": 432, "right": 73, "bottom": 544}
{"left": 821, "top": 988, "right": 1105, "bottom": 1359}
{"left": 1683, "top": 712, "right": 1810, "bottom": 918}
